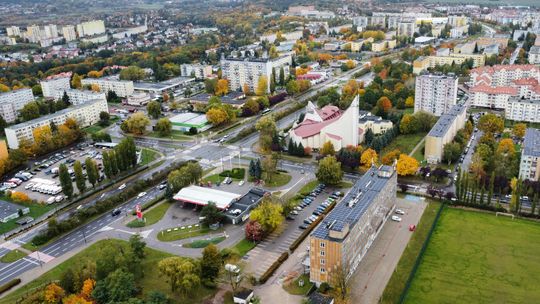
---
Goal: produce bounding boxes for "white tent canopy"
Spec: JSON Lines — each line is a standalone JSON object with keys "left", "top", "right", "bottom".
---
{"left": 173, "top": 185, "right": 241, "bottom": 210}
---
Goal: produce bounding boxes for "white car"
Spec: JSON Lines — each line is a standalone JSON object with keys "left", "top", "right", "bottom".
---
{"left": 391, "top": 215, "right": 402, "bottom": 222}
{"left": 118, "top": 183, "right": 126, "bottom": 190}
{"left": 137, "top": 192, "right": 147, "bottom": 198}
{"left": 395, "top": 209, "right": 405, "bottom": 215}
{"left": 238, "top": 180, "right": 245, "bottom": 186}
{"left": 46, "top": 197, "right": 56, "bottom": 204}
{"left": 25, "top": 183, "right": 35, "bottom": 190}
{"left": 55, "top": 195, "right": 64, "bottom": 202}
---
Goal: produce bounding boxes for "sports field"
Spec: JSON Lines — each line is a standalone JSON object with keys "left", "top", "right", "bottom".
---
{"left": 404, "top": 208, "right": 540, "bottom": 304}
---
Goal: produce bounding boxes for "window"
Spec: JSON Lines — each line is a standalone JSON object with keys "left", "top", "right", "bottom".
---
{"left": 320, "top": 259, "right": 325, "bottom": 265}
{"left": 321, "top": 268, "right": 326, "bottom": 273}
{"left": 320, "top": 242, "right": 325, "bottom": 248}
{"left": 321, "top": 250, "right": 325, "bottom": 256}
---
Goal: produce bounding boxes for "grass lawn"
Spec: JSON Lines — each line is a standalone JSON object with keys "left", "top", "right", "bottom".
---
{"left": 182, "top": 236, "right": 226, "bottom": 248}
{"left": 231, "top": 239, "right": 256, "bottom": 257}
{"left": 299, "top": 180, "right": 318, "bottom": 195}
{"left": 263, "top": 172, "right": 292, "bottom": 188}
{"left": 404, "top": 208, "right": 540, "bottom": 304}
{"left": 380, "top": 201, "right": 441, "bottom": 304}
{"left": 335, "top": 181, "right": 353, "bottom": 189}
{"left": 126, "top": 201, "right": 171, "bottom": 228}
{"left": 0, "top": 239, "right": 216, "bottom": 304}
{"left": 381, "top": 132, "right": 427, "bottom": 156}
{"left": 139, "top": 148, "right": 160, "bottom": 166}
{"left": 412, "top": 140, "right": 425, "bottom": 162}
{"left": 0, "top": 200, "right": 55, "bottom": 235}
{"left": 147, "top": 130, "right": 194, "bottom": 141}
{"left": 283, "top": 274, "right": 314, "bottom": 295}
{"left": 0, "top": 249, "right": 27, "bottom": 263}
{"left": 157, "top": 225, "right": 223, "bottom": 242}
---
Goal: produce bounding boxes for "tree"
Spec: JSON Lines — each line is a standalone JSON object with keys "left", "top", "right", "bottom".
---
{"left": 92, "top": 269, "right": 136, "bottom": 303}
{"left": 120, "top": 66, "right": 146, "bottom": 81}
{"left": 279, "top": 67, "right": 285, "bottom": 85}
{"left": 286, "top": 80, "right": 299, "bottom": 95}
{"left": 200, "top": 202, "right": 225, "bottom": 226}
{"left": 405, "top": 96, "right": 414, "bottom": 108}
{"left": 201, "top": 244, "right": 222, "bottom": 283}
{"left": 443, "top": 142, "right": 461, "bottom": 165}
{"left": 376, "top": 96, "right": 392, "bottom": 114}
{"left": 71, "top": 73, "right": 82, "bottom": 89}
{"left": 320, "top": 141, "right": 336, "bottom": 157}
{"left": 59, "top": 164, "right": 73, "bottom": 198}
{"left": 316, "top": 155, "right": 343, "bottom": 185}
{"left": 206, "top": 107, "right": 229, "bottom": 126}
{"left": 168, "top": 162, "right": 203, "bottom": 192}
{"left": 256, "top": 76, "right": 268, "bottom": 96}
{"left": 146, "top": 291, "right": 169, "bottom": 304}
{"left": 396, "top": 154, "right": 419, "bottom": 176}
{"left": 147, "top": 101, "right": 161, "bottom": 119}
{"left": 261, "top": 153, "right": 278, "bottom": 183}
{"left": 125, "top": 112, "right": 150, "bottom": 135}
{"left": 215, "top": 79, "right": 229, "bottom": 96}
{"left": 158, "top": 257, "right": 201, "bottom": 296}
{"left": 497, "top": 138, "right": 515, "bottom": 156}
{"left": 245, "top": 220, "right": 263, "bottom": 242}
{"left": 80, "top": 278, "right": 96, "bottom": 300}
{"left": 399, "top": 114, "right": 417, "bottom": 134}
{"left": 155, "top": 118, "right": 172, "bottom": 136}
{"left": 20, "top": 102, "right": 40, "bottom": 121}
{"left": 250, "top": 197, "right": 283, "bottom": 233}
{"left": 205, "top": 78, "right": 218, "bottom": 94}
{"left": 44, "top": 283, "right": 65, "bottom": 304}
{"left": 85, "top": 158, "right": 98, "bottom": 187}
{"left": 242, "top": 99, "right": 260, "bottom": 116}
{"left": 73, "top": 161, "right": 86, "bottom": 194}
{"left": 477, "top": 114, "right": 504, "bottom": 134}
{"left": 330, "top": 264, "right": 350, "bottom": 303}
{"left": 62, "top": 294, "right": 93, "bottom": 304}
{"left": 512, "top": 123, "right": 527, "bottom": 139}
{"left": 360, "top": 148, "right": 378, "bottom": 170}
{"left": 255, "top": 115, "right": 277, "bottom": 152}
{"left": 99, "top": 111, "right": 110, "bottom": 126}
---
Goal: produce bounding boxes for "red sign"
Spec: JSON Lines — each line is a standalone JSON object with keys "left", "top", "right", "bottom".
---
{"left": 136, "top": 204, "right": 142, "bottom": 219}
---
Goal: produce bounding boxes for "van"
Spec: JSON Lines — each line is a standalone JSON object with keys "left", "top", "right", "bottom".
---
{"left": 47, "top": 197, "right": 56, "bottom": 204}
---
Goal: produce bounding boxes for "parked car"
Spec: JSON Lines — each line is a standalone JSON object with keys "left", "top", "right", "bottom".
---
{"left": 299, "top": 224, "right": 309, "bottom": 229}
{"left": 118, "top": 183, "right": 126, "bottom": 190}
{"left": 395, "top": 209, "right": 405, "bottom": 215}
{"left": 391, "top": 215, "right": 402, "bottom": 222}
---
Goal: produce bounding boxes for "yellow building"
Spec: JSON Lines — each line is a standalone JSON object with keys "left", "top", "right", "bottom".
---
{"left": 0, "top": 140, "right": 7, "bottom": 160}
{"left": 425, "top": 102, "right": 468, "bottom": 164}
{"left": 476, "top": 37, "right": 508, "bottom": 49}
{"left": 371, "top": 39, "right": 396, "bottom": 52}
{"left": 413, "top": 53, "right": 485, "bottom": 74}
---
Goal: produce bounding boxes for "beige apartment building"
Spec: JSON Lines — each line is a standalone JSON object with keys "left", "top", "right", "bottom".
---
{"left": 425, "top": 102, "right": 468, "bottom": 164}
{"left": 413, "top": 54, "right": 485, "bottom": 74}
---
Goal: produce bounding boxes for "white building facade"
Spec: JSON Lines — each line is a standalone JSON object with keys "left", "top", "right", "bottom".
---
{"left": 0, "top": 89, "right": 35, "bottom": 123}
{"left": 415, "top": 74, "right": 458, "bottom": 116}
{"left": 76, "top": 20, "right": 105, "bottom": 37}
{"left": 519, "top": 128, "right": 540, "bottom": 181}
{"left": 81, "top": 77, "right": 134, "bottom": 97}
{"left": 41, "top": 76, "right": 71, "bottom": 98}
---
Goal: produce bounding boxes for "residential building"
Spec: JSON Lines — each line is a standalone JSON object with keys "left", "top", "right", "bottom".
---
{"left": 529, "top": 46, "right": 540, "bottom": 64}
{"left": 469, "top": 65, "right": 540, "bottom": 87}
{"left": 289, "top": 96, "right": 359, "bottom": 150}
{"left": 52, "top": 89, "right": 106, "bottom": 106}
{"left": 412, "top": 54, "right": 485, "bottom": 74}
{"left": 62, "top": 25, "right": 77, "bottom": 42}
{"left": 180, "top": 64, "right": 212, "bottom": 79}
{"left": 519, "top": 128, "right": 540, "bottom": 181}
{"left": 476, "top": 37, "right": 508, "bottom": 50}
{"left": 76, "top": 20, "right": 105, "bottom": 37}
{"left": 506, "top": 98, "right": 540, "bottom": 123}
{"left": 424, "top": 102, "right": 468, "bottom": 164}
{"left": 450, "top": 25, "right": 469, "bottom": 38}
{"left": 448, "top": 15, "right": 468, "bottom": 27}
{"left": 454, "top": 42, "right": 476, "bottom": 54}
{"left": 43, "top": 24, "right": 58, "bottom": 39}
{"left": 358, "top": 111, "right": 393, "bottom": 142}
{"left": 371, "top": 39, "right": 396, "bottom": 52}
{"left": 397, "top": 21, "right": 416, "bottom": 37}
{"left": 127, "top": 92, "right": 151, "bottom": 106}
{"left": 370, "top": 16, "right": 386, "bottom": 28}
{"left": 309, "top": 165, "right": 397, "bottom": 286}
{"left": 41, "top": 75, "right": 71, "bottom": 98}
{"left": 415, "top": 74, "right": 458, "bottom": 116}
{"left": 6, "top": 26, "right": 21, "bottom": 37}
{"left": 5, "top": 99, "right": 108, "bottom": 149}
{"left": 352, "top": 16, "right": 369, "bottom": 28}
{"left": 0, "top": 140, "right": 8, "bottom": 160}
{"left": 0, "top": 89, "right": 34, "bottom": 123}
{"left": 25, "top": 25, "right": 44, "bottom": 43}
{"left": 81, "top": 77, "right": 134, "bottom": 97}
{"left": 81, "top": 35, "right": 108, "bottom": 44}
{"left": 220, "top": 54, "right": 292, "bottom": 93}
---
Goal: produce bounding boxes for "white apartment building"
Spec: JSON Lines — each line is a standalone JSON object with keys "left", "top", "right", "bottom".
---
{"left": 352, "top": 16, "right": 369, "bottom": 28}
{"left": 415, "top": 74, "right": 458, "bottom": 116}
{"left": 43, "top": 24, "right": 58, "bottom": 39}
{"left": 76, "top": 20, "right": 105, "bottom": 37}
{"left": 370, "top": 16, "right": 386, "bottom": 28}
{"left": 180, "top": 64, "right": 213, "bottom": 79}
{"left": 41, "top": 76, "right": 71, "bottom": 98}
{"left": 506, "top": 98, "right": 540, "bottom": 123}
{"left": 529, "top": 46, "right": 540, "bottom": 64}
{"left": 52, "top": 89, "right": 106, "bottom": 106}
{"left": 62, "top": 25, "right": 77, "bottom": 42}
{"left": 469, "top": 65, "right": 540, "bottom": 87}
{"left": 221, "top": 54, "right": 292, "bottom": 93}
{"left": 81, "top": 77, "right": 134, "bottom": 97}
{"left": 519, "top": 128, "right": 540, "bottom": 181}
{"left": 25, "top": 25, "right": 44, "bottom": 43}
{"left": 6, "top": 26, "right": 21, "bottom": 37}
{"left": 397, "top": 21, "right": 416, "bottom": 37}
{"left": 0, "top": 89, "right": 34, "bottom": 123}
{"left": 425, "top": 102, "right": 468, "bottom": 164}
{"left": 448, "top": 15, "right": 468, "bottom": 27}
{"left": 5, "top": 99, "right": 108, "bottom": 149}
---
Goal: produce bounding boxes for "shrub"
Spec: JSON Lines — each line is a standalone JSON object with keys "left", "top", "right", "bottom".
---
{"left": 318, "top": 282, "right": 330, "bottom": 293}
{"left": 219, "top": 168, "right": 245, "bottom": 179}
{"left": 11, "top": 191, "right": 30, "bottom": 203}
{"left": 0, "top": 278, "right": 21, "bottom": 295}
{"left": 259, "top": 252, "right": 289, "bottom": 284}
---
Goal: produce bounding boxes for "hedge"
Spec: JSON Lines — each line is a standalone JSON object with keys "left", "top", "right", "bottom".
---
{"left": 219, "top": 168, "right": 245, "bottom": 179}
{"left": 0, "top": 278, "right": 21, "bottom": 295}
{"left": 259, "top": 252, "right": 289, "bottom": 284}
{"left": 289, "top": 200, "right": 337, "bottom": 251}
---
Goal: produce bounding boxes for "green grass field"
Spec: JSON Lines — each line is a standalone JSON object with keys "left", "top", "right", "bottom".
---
{"left": 231, "top": 239, "right": 256, "bottom": 257}
{"left": 0, "top": 249, "right": 27, "bottom": 263}
{"left": 381, "top": 132, "right": 427, "bottom": 156}
{"left": 147, "top": 130, "right": 194, "bottom": 141}
{"left": 127, "top": 201, "right": 171, "bottom": 228}
{"left": 157, "top": 225, "right": 223, "bottom": 242}
{"left": 0, "top": 200, "right": 55, "bottom": 234}
{"left": 139, "top": 148, "right": 160, "bottom": 165}
{"left": 404, "top": 208, "right": 540, "bottom": 304}
{"left": 263, "top": 172, "right": 292, "bottom": 187}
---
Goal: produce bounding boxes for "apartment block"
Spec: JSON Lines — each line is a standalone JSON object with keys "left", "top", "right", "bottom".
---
{"left": 371, "top": 39, "right": 396, "bottom": 52}
{"left": 52, "top": 89, "right": 106, "bottom": 106}
{"left": 370, "top": 16, "right": 386, "bottom": 28}
{"left": 469, "top": 65, "right": 540, "bottom": 87}
{"left": 425, "top": 102, "right": 468, "bottom": 164}
{"left": 0, "top": 89, "right": 35, "bottom": 123}
{"left": 448, "top": 15, "right": 468, "bottom": 27}
{"left": 43, "top": 24, "right": 58, "bottom": 39}
{"left": 529, "top": 46, "right": 540, "bottom": 64}
{"left": 41, "top": 76, "right": 71, "bottom": 98}
{"left": 519, "top": 128, "right": 540, "bottom": 181}
{"left": 506, "top": 98, "right": 540, "bottom": 123}
{"left": 413, "top": 54, "right": 485, "bottom": 74}
{"left": 352, "top": 16, "right": 369, "bottom": 28}
{"left": 62, "top": 25, "right": 77, "bottom": 42}
{"left": 415, "top": 74, "right": 458, "bottom": 116}
{"left": 180, "top": 64, "right": 213, "bottom": 79}
{"left": 76, "top": 20, "right": 105, "bottom": 37}
{"left": 309, "top": 165, "right": 397, "bottom": 286}
{"left": 6, "top": 26, "right": 21, "bottom": 37}
{"left": 221, "top": 54, "right": 292, "bottom": 93}
{"left": 397, "top": 21, "right": 416, "bottom": 37}
{"left": 81, "top": 77, "right": 134, "bottom": 97}
{"left": 5, "top": 99, "right": 108, "bottom": 149}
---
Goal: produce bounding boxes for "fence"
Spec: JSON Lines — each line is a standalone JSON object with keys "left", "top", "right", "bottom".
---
{"left": 398, "top": 203, "right": 445, "bottom": 304}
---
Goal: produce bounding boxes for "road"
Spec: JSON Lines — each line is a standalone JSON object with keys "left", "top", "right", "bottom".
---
{"left": 509, "top": 42, "right": 523, "bottom": 64}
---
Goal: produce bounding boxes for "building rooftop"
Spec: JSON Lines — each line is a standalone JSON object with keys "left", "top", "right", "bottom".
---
{"left": 523, "top": 128, "right": 540, "bottom": 157}
{"left": 427, "top": 101, "right": 468, "bottom": 138}
{"left": 5, "top": 99, "right": 105, "bottom": 130}
{"left": 0, "top": 88, "right": 32, "bottom": 100}
{"left": 530, "top": 46, "right": 540, "bottom": 55}
{"left": 169, "top": 112, "right": 208, "bottom": 128}
{"left": 0, "top": 199, "right": 26, "bottom": 220}
{"left": 190, "top": 92, "right": 246, "bottom": 105}
{"left": 133, "top": 76, "right": 194, "bottom": 91}
{"left": 311, "top": 165, "right": 395, "bottom": 242}
{"left": 172, "top": 186, "right": 241, "bottom": 210}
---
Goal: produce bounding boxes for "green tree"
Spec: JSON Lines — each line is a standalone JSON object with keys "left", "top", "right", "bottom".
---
{"left": 320, "top": 141, "right": 336, "bottom": 157}
{"left": 147, "top": 101, "right": 162, "bottom": 119}
{"left": 92, "top": 269, "right": 136, "bottom": 303}
{"left": 125, "top": 112, "right": 150, "bottom": 135}
{"left": 59, "top": 164, "right": 73, "bottom": 198}
{"left": 443, "top": 142, "right": 461, "bottom": 165}
{"left": 20, "top": 102, "right": 40, "bottom": 121}
{"left": 487, "top": 172, "right": 495, "bottom": 206}
{"left": 85, "top": 158, "right": 98, "bottom": 187}
{"left": 477, "top": 113, "right": 504, "bottom": 134}
{"left": 129, "top": 234, "right": 146, "bottom": 259}
{"left": 279, "top": 67, "right": 285, "bottom": 85}
{"left": 102, "top": 151, "right": 112, "bottom": 179}
{"left": 255, "top": 115, "right": 277, "bottom": 152}
{"left": 99, "top": 111, "right": 110, "bottom": 126}
{"left": 286, "top": 79, "right": 299, "bottom": 95}
{"left": 73, "top": 161, "right": 86, "bottom": 194}
{"left": 201, "top": 244, "right": 222, "bottom": 283}
{"left": 262, "top": 153, "right": 278, "bottom": 183}
{"left": 200, "top": 202, "right": 225, "bottom": 226}
{"left": 120, "top": 66, "right": 146, "bottom": 81}
{"left": 158, "top": 257, "right": 201, "bottom": 296}
{"left": 250, "top": 197, "right": 283, "bottom": 232}
{"left": 168, "top": 162, "right": 203, "bottom": 192}
{"left": 316, "top": 156, "right": 343, "bottom": 185}
{"left": 155, "top": 118, "right": 172, "bottom": 136}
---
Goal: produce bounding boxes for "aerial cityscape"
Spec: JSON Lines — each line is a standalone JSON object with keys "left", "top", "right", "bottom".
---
{"left": 1, "top": 0, "right": 540, "bottom": 303}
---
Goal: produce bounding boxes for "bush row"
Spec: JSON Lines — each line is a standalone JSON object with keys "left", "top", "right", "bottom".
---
{"left": 0, "top": 278, "right": 21, "bottom": 295}
{"left": 289, "top": 200, "right": 337, "bottom": 251}
{"left": 259, "top": 252, "right": 289, "bottom": 284}
{"left": 219, "top": 168, "right": 245, "bottom": 179}
{"left": 31, "top": 161, "right": 190, "bottom": 246}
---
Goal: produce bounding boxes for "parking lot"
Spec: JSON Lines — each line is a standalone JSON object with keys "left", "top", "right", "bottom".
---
{"left": 1, "top": 142, "right": 108, "bottom": 203}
